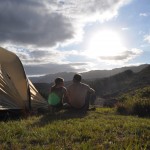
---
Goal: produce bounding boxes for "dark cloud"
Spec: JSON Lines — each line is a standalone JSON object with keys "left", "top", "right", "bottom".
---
{"left": 24, "top": 63, "right": 87, "bottom": 76}
{"left": 99, "top": 50, "right": 141, "bottom": 61}
{"left": 70, "top": 62, "right": 88, "bottom": 66}
{"left": 11, "top": 48, "right": 65, "bottom": 64}
{"left": 0, "top": 0, "right": 73, "bottom": 47}
{"left": 0, "top": 0, "right": 130, "bottom": 48}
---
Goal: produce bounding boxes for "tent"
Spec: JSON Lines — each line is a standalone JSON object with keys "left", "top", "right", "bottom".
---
{"left": 0, "top": 47, "right": 48, "bottom": 112}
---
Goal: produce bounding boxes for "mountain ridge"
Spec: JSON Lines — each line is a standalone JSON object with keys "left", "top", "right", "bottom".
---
{"left": 30, "top": 64, "right": 149, "bottom": 83}
{"left": 88, "top": 65, "right": 150, "bottom": 98}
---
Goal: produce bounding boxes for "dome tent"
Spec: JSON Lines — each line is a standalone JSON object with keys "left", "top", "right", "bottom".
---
{"left": 0, "top": 47, "right": 48, "bottom": 113}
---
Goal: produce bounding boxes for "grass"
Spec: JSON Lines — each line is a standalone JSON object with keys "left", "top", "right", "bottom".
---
{"left": 116, "top": 86, "right": 150, "bottom": 117}
{"left": 0, "top": 108, "right": 150, "bottom": 150}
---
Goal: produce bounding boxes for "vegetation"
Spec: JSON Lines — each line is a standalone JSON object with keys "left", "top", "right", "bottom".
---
{"left": 116, "top": 86, "right": 150, "bottom": 117}
{"left": 86, "top": 65, "right": 150, "bottom": 98}
{"left": 0, "top": 108, "right": 150, "bottom": 149}
{"left": 20, "top": 66, "right": 149, "bottom": 149}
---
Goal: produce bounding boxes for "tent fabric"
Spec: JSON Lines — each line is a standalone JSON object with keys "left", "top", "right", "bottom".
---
{"left": 0, "top": 47, "right": 48, "bottom": 111}
{"left": 29, "top": 80, "right": 48, "bottom": 110}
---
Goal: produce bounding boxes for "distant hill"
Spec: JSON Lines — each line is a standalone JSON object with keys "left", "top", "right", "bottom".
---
{"left": 31, "top": 72, "right": 75, "bottom": 83}
{"left": 88, "top": 65, "right": 150, "bottom": 98}
{"left": 33, "top": 83, "right": 50, "bottom": 99}
{"left": 30, "top": 64, "right": 149, "bottom": 83}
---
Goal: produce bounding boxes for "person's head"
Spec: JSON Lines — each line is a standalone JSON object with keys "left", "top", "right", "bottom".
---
{"left": 54, "top": 77, "right": 64, "bottom": 86}
{"left": 73, "top": 74, "right": 82, "bottom": 82}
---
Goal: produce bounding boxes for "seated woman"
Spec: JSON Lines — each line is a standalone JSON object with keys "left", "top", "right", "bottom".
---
{"left": 48, "top": 77, "right": 67, "bottom": 112}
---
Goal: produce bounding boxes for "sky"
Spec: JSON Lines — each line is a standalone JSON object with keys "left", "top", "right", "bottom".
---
{"left": 0, "top": 0, "right": 150, "bottom": 77}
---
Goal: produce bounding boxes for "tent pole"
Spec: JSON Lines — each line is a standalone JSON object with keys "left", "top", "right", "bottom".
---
{"left": 27, "top": 80, "right": 32, "bottom": 111}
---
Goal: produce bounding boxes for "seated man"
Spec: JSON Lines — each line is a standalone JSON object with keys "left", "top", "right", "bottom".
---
{"left": 67, "top": 74, "right": 96, "bottom": 111}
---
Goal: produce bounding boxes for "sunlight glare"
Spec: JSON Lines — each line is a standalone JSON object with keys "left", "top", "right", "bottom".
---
{"left": 86, "top": 30, "right": 125, "bottom": 57}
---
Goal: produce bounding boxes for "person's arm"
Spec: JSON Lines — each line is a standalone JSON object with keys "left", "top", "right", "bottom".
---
{"left": 90, "top": 87, "right": 95, "bottom": 93}
{"left": 49, "top": 85, "right": 55, "bottom": 94}
{"left": 86, "top": 84, "right": 95, "bottom": 94}
{"left": 49, "top": 87, "right": 51, "bottom": 93}
{"left": 62, "top": 87, "right": 68, "bottom": 103}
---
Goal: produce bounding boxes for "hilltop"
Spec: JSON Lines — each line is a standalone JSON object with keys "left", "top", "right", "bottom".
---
{"left": 89, "top": 65, "right": 150, "bottom": 98}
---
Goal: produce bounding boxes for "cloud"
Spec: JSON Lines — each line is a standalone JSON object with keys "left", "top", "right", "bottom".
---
{"left": 139, "top": 13, "right": 149, "bottom": 17}
{"left": 0, "top": 0, "right": 134, "bottom": 76}
{"left": 5, "top": 45, "right": 90, "bottom": 75}
{"left": 0, "top": 0, "right": 131, "bottom": 48}
{"left": 8, "top": 47, "right": 82, "bottom": 67}
{"left": 98, "top": 48, "right": 143, "bottom": 63}
{"left": 121, "top": 27, "right": 129, "bottom": 31}
{"left": 24, "top": 62, "right": 89, "bottom": 76}
{"left": 56, "top": 0, "right": 131, "bottom": 21}
{"left": 0, "top": 0, "right": 74, "bottom": 48}
{"left": 144, "top": 35, "right": 150, "bottom": 43}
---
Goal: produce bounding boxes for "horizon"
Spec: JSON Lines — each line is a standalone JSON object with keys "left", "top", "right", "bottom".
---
{"left": 28, "top": 63, "right": 149, "bottom": 78}
{"left": 0, "top": 0, "right": 150, "bottom": 76}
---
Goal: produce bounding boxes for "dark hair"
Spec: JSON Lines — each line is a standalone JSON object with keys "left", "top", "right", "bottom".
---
{"left": 55, "top": 77, "right": 64, "bottom": 85}
{"left": 73, "top": 74, "right": 82, "bottom": 82}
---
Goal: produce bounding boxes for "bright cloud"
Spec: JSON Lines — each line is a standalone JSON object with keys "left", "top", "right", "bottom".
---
{"left": 144, "top": 35, "right": 150, "bottom": 43}
{"left": 121, "top": 27, "right": 129, "bottom": 31}
{"left": 139, "top": 13, "right": 149, "bottom": 17}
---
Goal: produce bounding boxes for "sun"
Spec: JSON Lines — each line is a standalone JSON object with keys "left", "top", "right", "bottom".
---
{"left": 86, "top": 30, "right": 125, "bottom": 57}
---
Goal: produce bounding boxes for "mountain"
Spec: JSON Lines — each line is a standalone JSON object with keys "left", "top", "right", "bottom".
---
{"left": 30, "top": 72, "right": 75, "bottom": 83}
{"left": 30, "top": 64, "right": 149, "bottom": 83}
{"left": 88, "top": 65, "right": 150, "bottom": 98}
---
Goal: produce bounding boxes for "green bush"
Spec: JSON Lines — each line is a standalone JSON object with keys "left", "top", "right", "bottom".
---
{"left": 117, "top": 99, "right": 150, "bottom": 117}
{"left": 132, "top": 99, "right": 150, "bottom": 117}
{"left": 116, "top": 86, "right": 150, "bottom": 117}
{"left": 116, "top": 103, "right": 128, "bottom": 115}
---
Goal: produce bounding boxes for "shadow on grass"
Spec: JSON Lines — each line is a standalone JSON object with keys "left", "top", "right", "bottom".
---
{"left": 0, "top": 107, "right": 96, "bottom": 123}
{"left": 0, "top": 109, "right": 24, "bottom": 121}
{"left": 32, "top": 109, "right": 88, "bottom": 127}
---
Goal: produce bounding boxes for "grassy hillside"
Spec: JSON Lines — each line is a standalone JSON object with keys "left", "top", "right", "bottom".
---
{"left": 88, "top": 65, "right": 150, "bottom": 98}
{"left": 17, "top": 67, "right": 150, "bottom": 149}
{"left": 0, "top": 108, "right": 149, "bottom": 149}
{"left": 116, "top": 86, "right": 150, "bottom": 117}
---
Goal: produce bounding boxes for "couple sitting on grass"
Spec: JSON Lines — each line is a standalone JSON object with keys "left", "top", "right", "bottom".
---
{"left": 48, "top": 74, "right": 96, "bottom": 112}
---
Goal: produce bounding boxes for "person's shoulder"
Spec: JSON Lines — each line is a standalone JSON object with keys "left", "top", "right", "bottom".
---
{"left": 51, "top": 85, "right": 55, "bottom": 88}
{"left": 67, "top": 83, "right": 74, "bottom": 88}
{"left": 80, "top": 82, "right": 90, "bottom": 88}
{"left": 64, "top": 86, "right": 67, "bottom": 89}
{"left": 62, "top": 86, "right": 67, "bottom": 90}
{"left": 51, "top": 85, "right": 55, "bottom": 90}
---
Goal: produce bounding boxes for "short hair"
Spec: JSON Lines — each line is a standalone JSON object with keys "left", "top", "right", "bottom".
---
{"left": 55, "top": 77, "right": 64, "bottom": 85}
{"left": 73, "top": 74, "right": 82, "bottom": 82}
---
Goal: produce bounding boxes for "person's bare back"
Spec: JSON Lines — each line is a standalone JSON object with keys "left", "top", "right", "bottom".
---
{"left": 67, "top": 74, "right": 95, "bottom": 109}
